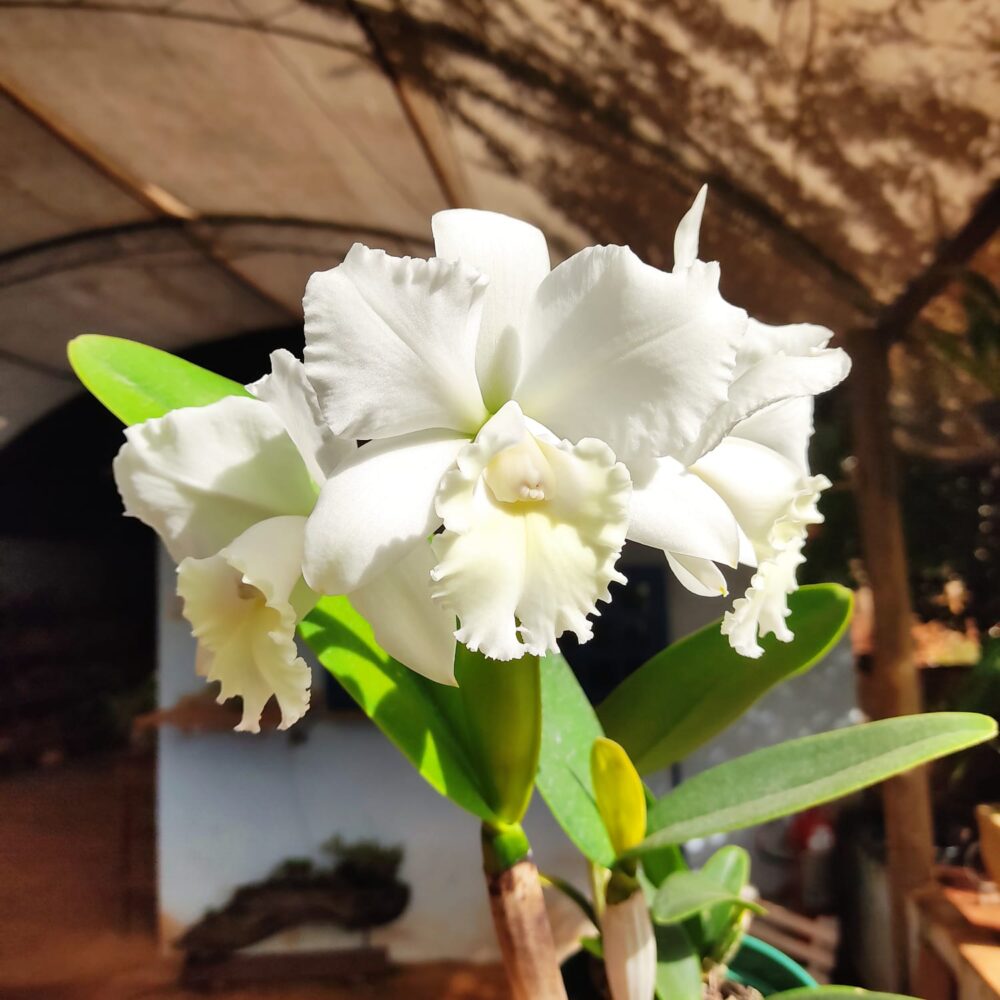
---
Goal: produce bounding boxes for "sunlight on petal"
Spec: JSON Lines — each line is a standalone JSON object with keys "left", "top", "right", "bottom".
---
{"left": 305, "top": 243, "right": 489, "bottom": 440}
{"left": 177, "top": 516, "right": 315, "bottom": 732}
{"left": 114, "top": 396, "right": 316, "bottom": 563}
{"left": 431, "top": 403, "right": 631, "bottom": 660}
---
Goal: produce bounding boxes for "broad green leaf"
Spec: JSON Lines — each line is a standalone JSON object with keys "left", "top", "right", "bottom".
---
{"left": 637, "top": 713, "right": 997, "bottom": 853}
{"left": 652, "top": 870, "right": 764, "bottom": 924}
{"left": 68, "top": 334, "right": 249, "bottom": 425}
{"left": 299, "top": 596, "right": 497, "bottom": 823}
{"left": 640, "top": 783, "right": 690, "bottom": 888}
{"left": 599, "top": 584, "right": 853, "bottom": 774}
{"left": 699, "top": 845, "right": 750, "bottom": 953}
{"left": 591, "top": 738, "right": 647, "bottom": 856}
{"left": 769, "top": 990, "right": 918, "bottom": 1000}
{"left": 654, "top": 925, "right": 702, "bottom": 1000}
{"left": 536, "top": 652, "right": 616, "bottom": 867}
{"left": 453, "top": 646, "right": 541, "bottom": 824}
{"left": 640, "top": 841, "right": 688, "bottom": 888}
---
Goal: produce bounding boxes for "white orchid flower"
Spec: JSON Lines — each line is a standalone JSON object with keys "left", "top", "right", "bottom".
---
{"left": 113, "top": 349, "right": 354, "bottom": 731}
{"left": 629, "top": 187, "right": 851, "bottom": 655}
{"left": 302, "top": 209, "right": 748, "bottom": 665}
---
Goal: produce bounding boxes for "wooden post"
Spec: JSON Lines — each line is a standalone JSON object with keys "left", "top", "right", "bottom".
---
{"left": 847, "top": 328, "right": 935, "bottom": 990}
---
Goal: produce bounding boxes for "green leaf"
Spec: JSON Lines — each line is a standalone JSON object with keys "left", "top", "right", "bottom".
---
{"left": 652, "top": 870, "right": 764, "bottom": 924}
{"left": 637, "top": 713, "right": 997, "bottom": 853}
{"left": 299, "top": 596, "right": 497, "bottom": 823}
{"left": 768, "top": 990, "right": 918, "bottom": 1000}
{"left": 68, "top": 334, "right": 249, "bottom": 425}
{"left": 598, "top": 584, "right": 853, "bottom": 774}
{"left": 654, "top": 925, "right": 703, "bottom": 1000}
{"left": 641, "top": 842, "right": 688, "bottom": 889}
{"left": 536, "top": 652, "right": 616, "bottom": 867}
{"left": 699, "top": 845, "right": 750, "bottom": 948}
{"left": 453, "top": 646, "right": 541, "bottom": 824}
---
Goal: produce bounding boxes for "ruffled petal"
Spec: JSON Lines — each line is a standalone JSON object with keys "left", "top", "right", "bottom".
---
{"left": 302, "top": 429, "right": 467, "bottom": 595}
{"left": 627, "top": 455, "right": 740, "bottom": 566}
{"left": 430, "top": 403, "right": 631, "bottom": 660}
{"left": 432, "top": 209, "right": 550, "bottom": 410}
{"left": 688, "top": 319, "right": 851, "bottom": 461}
{"left": 673, "top": 184, "right": 707, "bottom": 272}
{"left": 177, "top": 516, "right": 316, "bottom": 732}
{"left": 514, "top": 244, "right": 746, "bottom": 464}
{"left": 350, "top": 540, "right": 457, "bottom": 685}
{"left": 304, "top": 243, "right": 489, "bottom": 439}
{"left": 114, "top": 395, "right": 316, "bottom": 562}
{"left": 721, "top": 468, "right": 829, "bottom": 658}
{"left": 247, "top": 349, "right": 353, "bottom": 483}
{"left": 694, "top": 438, "right": 830, "bottom": 657}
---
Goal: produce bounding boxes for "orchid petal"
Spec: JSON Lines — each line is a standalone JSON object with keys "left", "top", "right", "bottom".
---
{"left": 177, "top": 516, "right": 315, "bottom": 732}
{"left": 731, "top": 396, "right": 815, "bottom": 474}
{"left": 688, "top": 320, "right": 850, "bottom": 462}
{"left": 431, "top": 403, "right": 630, "bottom": 660}
{"left": 673, "top": 183, "right": 707, "bottom": 272}
{"left": 303, "top": 429, "right": 467, "bottom": 595}
{"left": 628, "top": 455, "right": 740, "bottom": 566}
{"left": 694, "top": 437, "right": 831, "bottom": 657}
{"left": 247, "top": 349, "right": 352, "bottom": 483}
{"left": 722, "top": 542, "right": 807, "bottom": 658}
{"left": 432, "top": 209, "right": 550, "bottom": 411}
{"left": 350, "top": 540, "right": 458, "bottom": 686}
{"left": 691, "top": 437, "right": 808, "bottom": 554}
{"left": 665, "top": 551, "right": 729, "bottom": 598}
{"left": 304, "top": 243, "right": 489, "bottom": 439}
{"left": 114, "top": 396, "right": 316, "bottom": 563}
{"left": 515, "top": 245, "right": 746, "bottom": 464}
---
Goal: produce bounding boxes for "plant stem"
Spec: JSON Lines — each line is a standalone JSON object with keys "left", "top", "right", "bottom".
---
{"left": 482, "top": 821, "right": 569, "bottom": 1000}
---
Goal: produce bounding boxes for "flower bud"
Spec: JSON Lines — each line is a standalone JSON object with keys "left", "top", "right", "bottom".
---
{"left": 602, "top": 888, "right": 656, "bottom": 1000}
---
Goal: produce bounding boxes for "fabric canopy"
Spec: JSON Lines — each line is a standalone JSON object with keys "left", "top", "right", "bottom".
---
{"left": 0, "top": 0, "right": 996, "bottom": 446}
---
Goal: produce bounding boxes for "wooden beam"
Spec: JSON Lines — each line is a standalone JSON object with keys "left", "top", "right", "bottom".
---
{"left": 347, "top": 0, "right": 475, "bottom": 209}
{"left": 0, "top": 75, "right": 300, "bottom": 323}
{"left": 847, "top": 327, "right": 935, "bottom": 991}
{"left": 874, "top": 182, "right": 1000, "bottom": 343}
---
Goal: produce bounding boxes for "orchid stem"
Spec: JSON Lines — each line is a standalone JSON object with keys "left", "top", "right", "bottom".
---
{"left": 481, "top": 821, "right": 569, "bottom": 1000}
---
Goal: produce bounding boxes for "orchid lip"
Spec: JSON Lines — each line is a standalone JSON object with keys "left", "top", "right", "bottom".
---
{"left": 483, "top": 436, "right": 555, "bottom": 504}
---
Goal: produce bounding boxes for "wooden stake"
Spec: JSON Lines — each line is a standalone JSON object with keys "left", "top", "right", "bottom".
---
{"left": 847, "top": 329, "right": 935, "bottom": 990}
{"left": 486, "top": 858, "right": 569, "bottom": 1000}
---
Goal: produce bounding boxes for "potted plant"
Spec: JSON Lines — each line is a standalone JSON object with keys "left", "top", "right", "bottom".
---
{"left": 66, "top": 187, "right": 997, "bottom": 999}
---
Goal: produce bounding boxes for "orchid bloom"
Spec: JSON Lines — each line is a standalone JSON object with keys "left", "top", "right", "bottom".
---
{"left": 638, "top": 187, "right": 851, "bottom": 656}
{"left": 302, "top": 209, "right": 747, "bottom": 671}
{"left": 113, "top": 350, "right": 351, "bottom": 731}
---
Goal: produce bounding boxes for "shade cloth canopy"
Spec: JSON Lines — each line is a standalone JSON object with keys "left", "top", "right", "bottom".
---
{"left": 0, "top": 0, "right": 996, "bottom": 446}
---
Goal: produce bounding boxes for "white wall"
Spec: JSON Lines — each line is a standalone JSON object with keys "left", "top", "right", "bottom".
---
{"left": 156, "top": 549, "right": 589, "bottom": 960}
{"left": 157, "top": 549, "right": 856, "bottom": 957}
